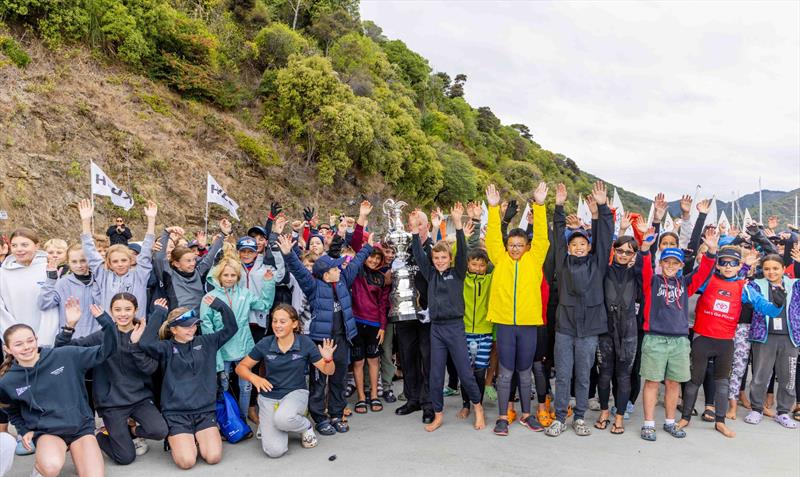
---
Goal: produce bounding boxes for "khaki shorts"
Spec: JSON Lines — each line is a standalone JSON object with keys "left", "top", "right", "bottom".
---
{"left": 639, "top": 334, "right": 690, "bottom": 383}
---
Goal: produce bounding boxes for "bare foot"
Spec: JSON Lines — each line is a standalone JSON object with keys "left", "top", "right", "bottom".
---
{"left": 726, "top": 400, "right": 737, "bottom": 420}
{"left": 715, "top": 422, "right": 736, "bottom": 438}
{"left": 677, "top": 418, "right": 691, "bottom": 430}
{"left": 738, "top": 391, "right": 751, "bottom": 409}
{"left": 425, "top": 412, "right": 444, "bottom": 432}
{"left": 764, "top": 407, "right": 776, "bottom": 418}
{"left": 473, "top": 404, "right": 486, "bottom": 430}
{"left": 457, "top": 407, "right": 470, "bottom": 420}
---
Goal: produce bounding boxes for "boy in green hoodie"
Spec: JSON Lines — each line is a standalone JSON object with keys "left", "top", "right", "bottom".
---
{"left": 457, "top": 228, "right": 495, "bottom": 420}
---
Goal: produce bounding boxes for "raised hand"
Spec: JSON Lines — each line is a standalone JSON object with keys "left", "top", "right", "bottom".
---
{"left": 202, "top": 295, "right": 215, "bottom": 307}
{"left": 791, "top": 242, "right": 800, "bottom": 264}
{"left": 502, "top": 200, "right": 518, "bottom": 224}
{"left": 89, "top": 304, "right": 103, "bottom": 319}
{"left": 702, "top": 226, "right": 720, "bottom": 255}
{"left": 532, "top": 181, "right": 549, "bottom": 205}
{"left": 585, "top": 194, "right": 598, "bottom": 218}
{"left": 654, "top": 193, "right": 668, "bottom": 222}
{"left": 65, "top": 297, "right": 82, "bottom": 327}
{"left": 144, "top": 200, "right": 158, "bottom": 218}
{"left": 154, "top": 298, "right": 168, "bottom": 310}
{"left": 679, "top": 194, "right": 692, "bottom": 218}
{"left": 359, "top": 200, "right": 373, "bottom": 218}
{"left": 303, "top": 207, "right": 315, "bottom": 222}
{"left": 270, "top": 202, "right": 282, "bottom": 219}
{"left": 620, "top": 212, "right": 633, "bottom": 233}
{"left": 591, "top": 180, "right": 607, "bottom": 206}
{"left": 743, "top": 248, "right": 760, "bottom": 267}
{"left": 130, "top": 319, "right": 146, "bottom": 344}
{"left": 451, "top": 202, "right": 464, "bottom": 229}
{"left": 635, "top": 215, "right": 650, "bottom": 234}
{"left": 78, "top": 199, "right": 94, "bottom": 221}
{"left": 367, "top": 232, "right": 376, "bottom": 246}
{"left": 431, "top": 207, "right": 443, "bottom": 230}
{"left": 640, "top": 227, "right": 657, "bottom": 251}
{"left": 466, "top": 202, "right": 481, "bottom": 220}
{"left": 277, "top": 234, "right": 295, "bottom": 255}
{"left": 555, "top": 183, "right": 567, "bottom": 206}
{"left": 318, "top": 338, "right": 338, "bottom": 361}
{"left": 565, "top": 214, "right": 581, "bottom": 230}
{"left": 463, "top": 219, "right": 475, "bottom": 238}
{"left": 696, "top": 198, "right": 712, "bottom": 215}
{"left": 46, "top": 256, "right": 59, "bottom": 272}
{"left": 408, "top": 211, "right": 420, "bottom": 232}
{"left": 219, "top": 218, "right": 232, "bottom": 235}
{"left": 486, "top": 184, "right": 501, "bottom": 207}
{"left": 263, "top": 268, "right": 274, "bottom": 281}
{"left": 274, "top": 214, "right": 288, "bottom": 234}
{"left": 195, "top": 230, "right": 207, "bottom": 248}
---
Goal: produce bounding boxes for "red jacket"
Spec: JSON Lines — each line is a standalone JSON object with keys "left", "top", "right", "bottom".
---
{"left": 693, "top": 275, "right": 745, "bottom": 340}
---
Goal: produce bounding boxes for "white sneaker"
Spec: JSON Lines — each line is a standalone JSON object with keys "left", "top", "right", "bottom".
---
{"left": 133, "top": 437, "right": 149, "bottom": 456}
{"left": 256, "top": 429, "right": 262, "bottom": 439}
{"left": 301, "top": 427, "right": 318, "bottom": 449}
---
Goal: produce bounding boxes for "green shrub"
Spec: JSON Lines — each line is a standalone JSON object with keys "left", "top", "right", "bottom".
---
{"left": 234, "top": 131, "right": 281, "bottom": 166}
{"left": 0, "top": 36, "right": 31, "bottom": 68}
{"left": 140, "top": 92, "right": 171, "bottom": 115}
{"left": 253, "top": 22, "right": 311, "bottom": 70}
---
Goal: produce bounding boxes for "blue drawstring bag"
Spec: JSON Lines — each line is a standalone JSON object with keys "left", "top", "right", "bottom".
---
{"left": 216, "top": 391, "right": 252, "bottom": 443}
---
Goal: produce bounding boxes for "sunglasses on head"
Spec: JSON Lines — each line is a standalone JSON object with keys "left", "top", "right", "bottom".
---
{"left": 719, "top": 259, "right": 740, "bottom": 267}
{"left": 172, "top": 308, "right": 198, "bottom": 325}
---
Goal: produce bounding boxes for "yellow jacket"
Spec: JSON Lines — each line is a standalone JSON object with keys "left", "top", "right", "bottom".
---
{"left": 485, "top": 203, "right": 549, "bottom": 326}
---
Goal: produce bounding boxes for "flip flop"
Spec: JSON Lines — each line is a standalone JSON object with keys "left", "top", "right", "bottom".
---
{"left": 594, "top": 419, "right": 609, "bottom": 430}
{"left": 610, "top": 422, "right": 625, "bottom": 435}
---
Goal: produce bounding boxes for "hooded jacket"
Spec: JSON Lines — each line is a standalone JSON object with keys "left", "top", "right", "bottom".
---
{"left": 284, "top": 244, "right": 373, "bottom": 342}
{"left": 139, "top": 298, "right": 237, "bottom": 414}
{"left": 201, "top": 270, "right": 275, "bottom": 371}
{"left": 0, "top": 251, "right": 60, "bottom": 346}
{"left": 0, "top": 312, "right": 116, "bottom": 435}
{"left": 748, "top": 277, "right": 800, "bottom": 347}
{"left": 54, "top": 317, "right": 157, "bottom": 409}
{"left": 238, "top": 254, "right": 283, "bottom": 328}
{"left": 38, "top": 272, "right": 99, "bottom": 339}
{"left": 154, "top": 230, "right": 223, "bottom": 311}
{"left": 82, "top": 232, "right": 154, "bottom": 319}
{"left": 485, "top": 204, "right": 550, "bottom": 326}
{"left": 412, "top": 229, "right": 468, "bottom": 322}
{"left": 554, "top": 203, "right": 614, "bottom": 338}
{"left": 604, "top": 252, "right": 649, "bottom": 361}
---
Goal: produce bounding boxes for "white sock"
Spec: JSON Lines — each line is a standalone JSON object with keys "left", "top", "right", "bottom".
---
{"left": 665, "top": 418, "right": 675, "bottom": 425}
{"left": 644, "top": 420, "right": 655, "bottom": 428}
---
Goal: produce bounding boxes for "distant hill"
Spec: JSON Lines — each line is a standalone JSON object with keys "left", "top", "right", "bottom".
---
{"left": 666, "top": 189, "right": 791, "bottom": 223}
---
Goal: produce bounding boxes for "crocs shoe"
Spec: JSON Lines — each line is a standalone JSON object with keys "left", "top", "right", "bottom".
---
{"left": 663, "top": 422, "right": 686, "bottom": 438}
{"left": 537, "top": 409, "right": 553, "bottom": 427}
{"left": 640, "top": 426, "right": 656, "bottom": 442}
{"left": 545, "top": 420, "right": 567, "bottom": 437}
{"left": 493, "top": 419, "right": 509, "bottom": 436}
{"left": 744, "top": 410, "right": 763, "bottom": 425}
{"left": 331, "top": 418, "right": 349, "bottom": 433}
{"left": 588, "top": 398, "right": 601, "bottom": 411}
{"left": 572, "top": 419, "right": 592, "bottom": 436}
{"left": 774, "top": 414, "right": 799, "bottom": 429}
{"left": 315, "top": 420, "right": 337, "bottom": 436}
{"left": 301, "top": 427, "right": 318, "bottom": 448}
{"left": 133, "top": 437, "right": 149, "bottom": 456}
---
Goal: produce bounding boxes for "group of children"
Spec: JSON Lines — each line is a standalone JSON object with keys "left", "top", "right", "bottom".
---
{"left": 0, "top": 182, "right": 798, "bottom": 476}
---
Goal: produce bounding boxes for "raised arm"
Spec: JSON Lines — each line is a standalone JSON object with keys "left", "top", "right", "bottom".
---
{"left": 410, "top": 211, "right": 433, "bottom": 281}
{"left": 451, "top": 203, "right": 468, "bottom": 280}
{"left": 529, "top": 182, "right": 551, "bottom": 265}
{"left": 279, "top": 234, "right": 316, "bottom": 297}
{"left": 201, "top": 296, "right": 238, "bottom": 350}
{"left": 344, "top": 238, "right": 375, "bottom": 286}
{"left": 485, "top": 184, "right": 504, "bottom": 264}
{"left": 249, "top": 273, "right": 276, "bottom": 311}
{"left": 138, "top": 301, "right": 169, "bottom": 358}
{"left": 553, "top": 183, "right": 568, "bottom": 269}
{"left": 75, "top": 303, "right": 118, "bottom": 370}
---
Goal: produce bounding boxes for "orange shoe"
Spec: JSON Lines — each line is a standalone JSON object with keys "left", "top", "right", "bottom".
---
{"left": 537, "top": 409, "right": 553, "bottom": 427}
{"left": 546, "top": 396, "right": 556, "bottom": 419}
{"left": 567, "top": 405, "right": 573, "bottom": 418}
{"left": 507, "top": 407, "right": 517, "bottom": 423}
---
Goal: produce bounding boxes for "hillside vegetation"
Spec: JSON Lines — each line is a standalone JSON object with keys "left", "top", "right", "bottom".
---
{"left": 0, "top": 0, "right": 648, "bottom": 238}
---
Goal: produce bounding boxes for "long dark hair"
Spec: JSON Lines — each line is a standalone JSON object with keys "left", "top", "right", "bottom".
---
{"left": 0, "top": 324, "right": 35, "bottom": 377}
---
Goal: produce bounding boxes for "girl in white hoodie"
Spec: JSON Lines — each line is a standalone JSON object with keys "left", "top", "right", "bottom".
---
{"left": 0, "top": 228, "right": 60, "bottom": 347}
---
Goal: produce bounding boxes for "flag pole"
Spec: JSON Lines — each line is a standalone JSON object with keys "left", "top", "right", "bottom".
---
{"left": 89, "top": 161, "right": 95, "bottom": 234}
{"left": 204, "top": 173, "right": 209, "bottom": 237}
{"left": 758, "top": 176, "right": 762, "bottom": 224}
{"left": 795, "top": 195, "right": 798, "bottom": 228}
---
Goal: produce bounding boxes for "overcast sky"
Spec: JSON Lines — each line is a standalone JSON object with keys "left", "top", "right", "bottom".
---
{"left": 360, "top": 1, "right": 800, "bottom": 201}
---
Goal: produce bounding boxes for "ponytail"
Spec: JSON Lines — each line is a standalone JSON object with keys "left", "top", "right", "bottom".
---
{"left": 0, "top": 324, "right": 35, "bottom": 377}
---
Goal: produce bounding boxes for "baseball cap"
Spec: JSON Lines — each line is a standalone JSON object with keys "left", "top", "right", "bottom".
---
{"left": 236, "top": 236, "right": 258, "bottom": 252}
{"left": 660, "top": 247, "right": 685, "bottom": 264}
{"left": 247, "top": 226, "right": 267, "bottom": 238}
{"left": 170, "top": 308, "right": 201, "bottom": 328}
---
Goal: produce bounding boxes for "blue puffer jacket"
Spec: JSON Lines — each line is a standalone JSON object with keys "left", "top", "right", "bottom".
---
{"left": 283, "top": 244, "right": 373, "bottom": 342}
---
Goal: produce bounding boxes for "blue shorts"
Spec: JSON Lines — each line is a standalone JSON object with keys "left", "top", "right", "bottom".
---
{"left": 465, "top": 333, "right": 493, "bottom": 369}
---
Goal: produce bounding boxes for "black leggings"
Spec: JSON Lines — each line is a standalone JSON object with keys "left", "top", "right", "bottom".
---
{"left": 681, "top": 335, "right": 733, "bottom": 423}
{"left": 97, "top": 399, "right": 168, "bottom": 465}
{"left": 597, "top": 334, "right": 637, "bottom": 416}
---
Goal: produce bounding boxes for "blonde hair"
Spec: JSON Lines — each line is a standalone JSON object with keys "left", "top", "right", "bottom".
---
{"left": 212, "top": 257, "right": 242, "bottom": 285}
{"left": 159, "top": 307, "right": 192, "bottom": 339}
{"left": 93, "top": 234, "right": 110, "bottom": 248}
{"left": 66, "top": 242, "right": 83, "bottom": 257}
{"left": 431, "top": 240, "right": 452, "bottom": 257}
{"left": 44, "top": 238, "right": 68, "bottom": 251}
{"left": 220, "top": 241, "right": 239, "bottom": 261}
{"left": 104, "top": 244, "right": 133, "bottom": 268}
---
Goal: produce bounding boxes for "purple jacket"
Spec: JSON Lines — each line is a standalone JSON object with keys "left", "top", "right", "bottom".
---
{"left": 748, "top": 277, "right": 800, "bottom": 347}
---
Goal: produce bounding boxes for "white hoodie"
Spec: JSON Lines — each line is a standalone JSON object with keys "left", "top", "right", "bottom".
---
{"left": 0, "top": 251, "right": 60, "bottom": 346}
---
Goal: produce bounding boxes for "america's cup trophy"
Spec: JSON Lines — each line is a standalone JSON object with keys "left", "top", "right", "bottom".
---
{"left": 383, "top": 199, "right": 419, "bottom": 322}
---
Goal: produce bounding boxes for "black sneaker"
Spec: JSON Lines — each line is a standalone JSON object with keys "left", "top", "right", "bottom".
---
{"left": 382, "top": 389, "right": 397, "bottom": 403}
{"left": 493, "top": 418, "right": 509, "bottom": 436}
{"left": 520, "top": 415, "right": 544, "bottom": 432}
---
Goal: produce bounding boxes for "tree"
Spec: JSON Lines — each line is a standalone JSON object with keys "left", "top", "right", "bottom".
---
{"left": 307, "top": 7, "right": 359, "bottom": 55}
{"left": 381, "top": 39, "right": 430, "bottom": 86}
{"left": 510, "top": 123, "right": 533, "bottom": 140}
{"left": 287, "top": 0, "right": 305, "bottom": 29}
{"left": 362, "top": 20, "right": 385, "bottom": 43}
{"left": 436, "top": 146, "right": 478, "bottom": 204}
{"left": 448, "top": 73, "right": 466, "bottom": 98}
{"left": 328, "top": 32, "right": 391, "bottom": 94}
{"left": 476, "top": 106, "right": 500, "bottom": 133}
{"left": 253, "top": 22, "right": 311, "bottom": 70}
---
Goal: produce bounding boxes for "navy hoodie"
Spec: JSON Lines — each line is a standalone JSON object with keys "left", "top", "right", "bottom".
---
{"left": 0, "top": 313, "right": 116, "bottom": 436}
{"left": 55, "top": 316, "right": 159, "bottom": 410}
{"left": 139, "top": 298, "right": 236, "bottom": 415}
{"left": 412, "top": 229, "right": 468, "bottom": 321}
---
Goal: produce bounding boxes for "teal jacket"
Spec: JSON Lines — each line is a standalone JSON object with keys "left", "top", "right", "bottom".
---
{"left": 201, "top": 271, "right": 276, "bottom": 371}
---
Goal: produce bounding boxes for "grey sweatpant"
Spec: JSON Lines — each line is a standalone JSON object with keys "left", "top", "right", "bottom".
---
{"left": 381, "top": 323, "right": 396, "bottom": 391}
{"left": 258, "top": 390, "right": 311, "bottom": 458}
{"left": 749, "top": 334, "right": 799, "bottom": 415}
{"left": 554, "top": 332, "right": 599, "bottom": 422}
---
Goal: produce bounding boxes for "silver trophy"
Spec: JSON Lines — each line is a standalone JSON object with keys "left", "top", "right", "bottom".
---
{"left": 382, "top": 199, "right": 419, "bottom": 322}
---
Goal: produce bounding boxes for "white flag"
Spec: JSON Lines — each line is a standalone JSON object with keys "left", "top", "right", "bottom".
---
{"left": 518, "top": 201, "right": 532, "bottom": 230}
{"left": 612, "top": 188, "right": 625, "bottom": 236}
{"left": 706, "top": 196, "right": 718, "bottom": 226}
{"left": 743, "top": 208, "right": 754, "bottom": 226}
{"left": 479, "top": 201, "right": 489, "bottom": 239}
{"left": 577, "top": 196, "right": 593, "bottom": 227}
{"left": 207, "top": 173, "right": 239, "bottom": 220}
{"left": 645, "top": 202, "right": 654, "bottom": 227}
{"left": 663, "top": 213, "right": 675, "bottom": 233}
{"left": 90, "top": 161, "right": 133, "bottom": 211}
{"left": 718, "top": 211, "right": 730, "bottom": 234}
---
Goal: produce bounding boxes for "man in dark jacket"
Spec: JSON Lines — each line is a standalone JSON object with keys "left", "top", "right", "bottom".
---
{"left": 106, "top": 217, "right": 133, "bottom": 245}
{"left": 546, "top": 181, "right": 613, "bottom": 438}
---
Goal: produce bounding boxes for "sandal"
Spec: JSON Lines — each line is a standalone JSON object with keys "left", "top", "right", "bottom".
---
{"left": 792, "top": 409, "right": 800, "bottom": 422}
{"left": 354, "top": 400, "right": 368, "bottom": 414}
{"left": 701, "top": 408, "right": 715, "bottom": 422}
{"left": 594, "top": 419, "right": 610, "bottom": 430}
{"left": 775, "top": 414, "right": 799, "bottom": 429}
{"left": 370, "top": 398, "right": 383, "bottom": 412}
{"left": 611, "top": 422, "right": 625, "bottom": 435}
{"left": 640, "top": 426, "right": 656, "bottom": 441}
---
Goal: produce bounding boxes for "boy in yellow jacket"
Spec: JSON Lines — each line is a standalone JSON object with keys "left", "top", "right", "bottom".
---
{"left": 485, "top": 182, "right": 550, "bottom": 436}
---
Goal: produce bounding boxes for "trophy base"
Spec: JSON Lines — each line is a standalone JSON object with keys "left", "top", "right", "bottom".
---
{"left": 388, "top": 312, "right": 420, "bottom": 323}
